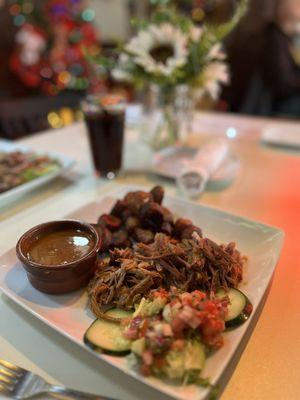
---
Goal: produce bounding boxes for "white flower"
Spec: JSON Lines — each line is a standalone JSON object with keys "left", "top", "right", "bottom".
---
{"left": 190, "top": 26, "right": 203, "bottom": 42}
{"left": 125, "top": 23, "right": 188, "bottom": 76}
{"left": 207, "top": 43, "right": 226, "bottom": 61}
{"left": 112, "top": 54, "right": 132, "bottom": 82}
{"left": 112, "top": 68, "right": 131, "bottom": 82}
{"left": 196, "top": 61, "right": 229, "bottom": 100}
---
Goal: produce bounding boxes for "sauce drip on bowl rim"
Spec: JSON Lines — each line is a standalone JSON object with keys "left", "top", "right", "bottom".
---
{"left": 27, "top": 229, "right": 95, "bottom": 266}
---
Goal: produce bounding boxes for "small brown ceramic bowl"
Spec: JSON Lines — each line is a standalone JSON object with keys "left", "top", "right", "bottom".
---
{"left": 16, "top": 220, "right": 101, "bottom": 295}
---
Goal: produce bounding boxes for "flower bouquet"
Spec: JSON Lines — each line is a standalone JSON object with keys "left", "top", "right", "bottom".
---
{"left": 103, "top": 0, "right": 248, "bottom": 149}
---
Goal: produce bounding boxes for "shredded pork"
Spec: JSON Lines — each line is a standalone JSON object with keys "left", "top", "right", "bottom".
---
{"left": 88, "top": 232, "right": 245, "bottom": 320}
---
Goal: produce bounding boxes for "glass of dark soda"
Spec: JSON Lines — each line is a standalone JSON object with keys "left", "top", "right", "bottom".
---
{"left": 82, "top": 94, "right": 126, "bottom": 179}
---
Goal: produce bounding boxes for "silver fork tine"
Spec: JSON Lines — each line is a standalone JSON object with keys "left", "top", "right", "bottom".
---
{"left": 0, "top": 359, "right": 116, "bottom": 400}
{"left": 0, "top": 374, "right": 14, "bottom": 387}
{"left": 0, "top": 368, "right": 18, "bottom": 379}
{"left": 0, "top": 359, "right": 24, "bottom": 374}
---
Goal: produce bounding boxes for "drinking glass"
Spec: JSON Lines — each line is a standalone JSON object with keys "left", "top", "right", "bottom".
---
{"left": 82, "top": 94, "right": 126, "bottom": 179}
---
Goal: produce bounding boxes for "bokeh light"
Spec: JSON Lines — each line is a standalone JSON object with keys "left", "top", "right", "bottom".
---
{"left": 60, "top": 107, "right": 74, "bottom": 125}
{"left": 23, "top": 1, "right": 34, "bottom": 14}
{"left": 192, "top": 8, "right": 205, "bottom": 21}
{"left": 58, "top": 71, "right": 71, "bottom": 85}
{"left": 82, "top": 8, "right": 95, "bottom": 22}
{"left": 88, "top": 44, "right": 101, "bottom": 57}
{"left": 14, "top": 14, "right": 25, "bottom": 26}
{"left": 47, "top": 111, "right": 63, "bottom": 129}
{"left": 9, "top": 4, "right": 21, "bottom": 16}
{"left": 226, "top": 127, "right": 237, "bottom": 139}
{"left": 40, "top": 67, "right": 53, "bottom": 79}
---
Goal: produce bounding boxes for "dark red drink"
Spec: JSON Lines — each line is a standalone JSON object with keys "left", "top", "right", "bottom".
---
{"left": 82, "top": 95, "right": 126, "bottom": 178}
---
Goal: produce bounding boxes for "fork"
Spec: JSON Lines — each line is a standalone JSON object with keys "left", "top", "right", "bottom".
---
{"left": 0, "top": 359, "right": 116, "bottom": 399}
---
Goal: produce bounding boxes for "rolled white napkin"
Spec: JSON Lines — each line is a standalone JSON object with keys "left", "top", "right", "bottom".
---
{"left": 177, "top": 137, "right": 230, "bottom": 198}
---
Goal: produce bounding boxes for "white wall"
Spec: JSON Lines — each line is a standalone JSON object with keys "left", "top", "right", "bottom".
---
{"left": 89, "top": 0, "right": 130, "bottom": 41}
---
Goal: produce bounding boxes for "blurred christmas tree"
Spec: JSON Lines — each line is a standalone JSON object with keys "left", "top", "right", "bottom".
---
{"left": 9, "top": 0, "right": 101, "bottom": 95}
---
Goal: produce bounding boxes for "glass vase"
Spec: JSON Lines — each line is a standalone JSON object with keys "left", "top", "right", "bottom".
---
{"left": 144, "top": 84, "right": 193, "bottom": 151}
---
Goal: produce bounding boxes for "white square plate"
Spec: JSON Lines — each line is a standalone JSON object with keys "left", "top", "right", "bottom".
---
{"left": 0, "top": 139, "right": 75, "bottom": 206}
{"left": 0, "top": 185, "right": 284, "bottom": 400}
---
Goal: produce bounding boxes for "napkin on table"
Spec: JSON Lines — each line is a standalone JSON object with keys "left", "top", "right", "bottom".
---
{"left": 177, "top": 137, "right": 230, "bottom": 198}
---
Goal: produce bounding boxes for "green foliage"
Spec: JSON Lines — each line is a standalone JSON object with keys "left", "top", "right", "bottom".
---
{"left": 206, "top": 0, "right": 248, "bottom": 42}
{"left": 150, "top": 0, "right": 172, "bottom": 5}
{"left": 131, "top": 4, "right": 193, "bottom": 33}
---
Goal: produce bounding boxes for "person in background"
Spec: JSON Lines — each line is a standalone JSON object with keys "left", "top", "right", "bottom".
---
{"left": 262, "top": 0, "right": 300, "bottom": 117}
{"left": 221, "top": 0, "right": 269, "bottom": 115}
{"left": 223, "top": 0, "right": 300, "bottom": 117}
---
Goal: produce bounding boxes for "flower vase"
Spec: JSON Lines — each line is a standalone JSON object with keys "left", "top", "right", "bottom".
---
{"left": 145, "top": 84, "right": 193, "bottom": 151}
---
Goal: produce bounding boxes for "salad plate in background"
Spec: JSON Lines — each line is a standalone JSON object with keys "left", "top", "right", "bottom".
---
{"left": 0, "top": 185, "right": 284, "bottom": 400}
{"left": 0, "top": 139, "right": 75, "bottom": 206}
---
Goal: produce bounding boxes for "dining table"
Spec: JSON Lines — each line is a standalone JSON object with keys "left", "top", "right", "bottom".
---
{"left": 0, "top": 110, "right": 299, "bottom": 400}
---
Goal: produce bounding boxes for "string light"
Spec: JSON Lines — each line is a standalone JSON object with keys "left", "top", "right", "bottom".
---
{"left": 70, "top": 63, "right": 84, "bottom": 76}
{"left": 40, "top": 67, "right": 53, "bottom": 79}
{"left": 59, "top": 107, "right": 74, "bottom": 125}
{"left": 192, "top": 8, "right": 205, "bottom": 21}
{"left": 47, "top": 111, "right": 63, "bottom": 129}
{"left": 9, "top": 4, "right": 21, "bottom": 15}
{"left": 88, "top": 44, "right": 100, "bottom": 57}
{"left": 58, "top": 70, "right": 71, "bottom": 85}
{"left": 47, "top": 108, "right": 84, "bottom": 129}
{"left": 22, "top": 1, "right": 34, "bottom": 14}
{"left": 14, "top": 14, "right": 25, "bottom": 25}
{"left": 82, "top": 8, "right": 95, "bottom": 22}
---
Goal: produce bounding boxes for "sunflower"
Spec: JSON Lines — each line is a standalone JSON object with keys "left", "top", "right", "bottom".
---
{"left": 125, "top": 23, "right": 188, "bottom": 76}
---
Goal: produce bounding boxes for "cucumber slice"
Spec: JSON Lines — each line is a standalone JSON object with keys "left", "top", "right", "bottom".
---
{"left": 93, "top": 307, "right": 133, "bottom": 322}
{"left": 216, "top": 288, "right": 253, "bottom": 328}
{"left": 105, "top": 308, "right": 133, "bottom": 319}
{"left": 84, "top": 311, "right": 132, "bottom": 356}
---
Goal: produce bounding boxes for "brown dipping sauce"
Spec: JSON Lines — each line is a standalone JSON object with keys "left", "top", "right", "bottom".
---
{"left": 27, "top": 229, "right": 95, "bottom": 266}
